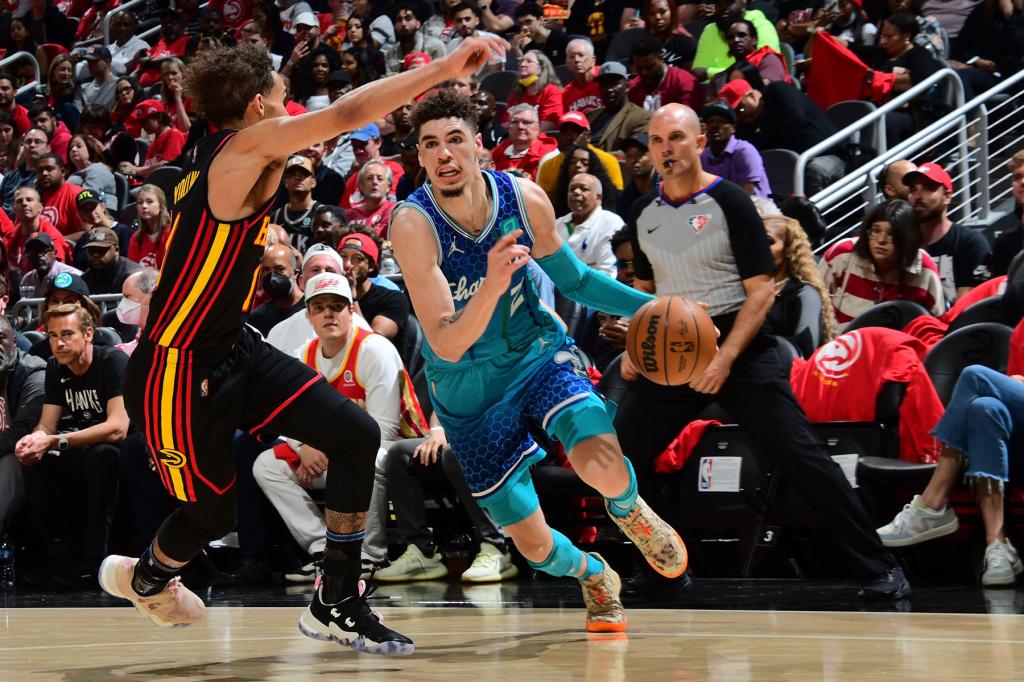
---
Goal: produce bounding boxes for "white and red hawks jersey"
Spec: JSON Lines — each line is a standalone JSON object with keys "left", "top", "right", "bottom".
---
{"left": 789, "top": 328, "right": 944, "bottom": 464}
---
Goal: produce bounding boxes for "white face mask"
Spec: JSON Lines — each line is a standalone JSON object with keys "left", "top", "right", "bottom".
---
{"left": 116, "top": 297, "right": 142, "bottom": 326}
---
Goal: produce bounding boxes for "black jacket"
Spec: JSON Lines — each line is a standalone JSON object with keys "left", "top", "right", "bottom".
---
{"left": 0, "top": 350, "right": 46, "bottom": 455}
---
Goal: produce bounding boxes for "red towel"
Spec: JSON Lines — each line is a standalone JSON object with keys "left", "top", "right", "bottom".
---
{"left": 806, "top": 33, "right": 896, "bottom": 110}
{"left": 654, "top": 420, "right": 723, "bottom": 473}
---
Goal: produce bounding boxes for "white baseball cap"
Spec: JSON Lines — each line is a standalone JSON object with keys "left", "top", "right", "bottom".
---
{"left": 302, "top": 242, "right": 345, "bottom": 273}
{"left": 305, "top": 271, "right": 352, "bottom": 303}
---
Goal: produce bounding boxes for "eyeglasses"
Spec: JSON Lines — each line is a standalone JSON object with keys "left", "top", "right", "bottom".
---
{"left": 614, "top": 258, "right": 633, "bottom": 269}
{"left": 867, "top": 227, "right": 894, "bottom": 244}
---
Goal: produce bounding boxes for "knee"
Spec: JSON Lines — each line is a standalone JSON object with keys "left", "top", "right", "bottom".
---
{"left": 252, "top": 450, "right": 283, "bottom": 488}
{"left": 384, "top": 442, "right": 413, "bottom": 478}
{"left": 326, "top": 403, "right": 381, "bottom": 461}
{"left": 440, "top": 446, "right": 461, "bottom": 480}
{"left": 967, "top": 396, "right": 1012, "bottom": 432}
{"left": 507, "top": 528, "right": 553, "bottom": 564}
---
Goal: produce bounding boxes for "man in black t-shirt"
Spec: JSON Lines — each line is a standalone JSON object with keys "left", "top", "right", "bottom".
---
{"left": 339, "top": 233, "right": 409, "bottom": 347}
{"left": 272, "top": 155, "right": 323, "bottom": 253}
{"left": 81, "top": 226, "right": 142, "bottom": 295}
{"left": 615, "top": 103, "right": 909, "bottom": 602}
{"left": 248, "top": 244, "right": 305, "bottom": 336}
{"left": 905, "top": 163, "right": 991, "bottom": 302}
{"left": 513, "top": 2, "right": 570, "bottom": 66}
{"left": 15, "top": 303, "right": 129, "bottom": 587}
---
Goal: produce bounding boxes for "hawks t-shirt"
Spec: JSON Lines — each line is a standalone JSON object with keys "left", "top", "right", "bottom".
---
{"left": 44, "top": 344, "right": 128, "bottom": 431}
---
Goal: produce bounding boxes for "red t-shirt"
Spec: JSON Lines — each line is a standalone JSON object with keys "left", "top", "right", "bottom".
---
{"left": 127, "top": 229, "right": 169, "bottom": 269}
{"left": 505, "top": 83, "right": 565, "bottom": 128}
{"left": 492, "top": 134, "right": 559, "bottom": 180}
{"left": 40, "top": 181, "right": 84, "bottom": 237}
{"left": 1009, "top": 319, "right": 1024, "bottom": 376}
{"left": 208, "top": 0, "right": 253, "bottom": 28}
{"left": 346, "top": 200, "right": 396, "bottom": 239}
{"left": 628, "top": 65, "right": 702, "bottom": 112}
{"left": 146, "top": 126, "right": 187, "bottom": 165}
{"left": 341, "top": 160, "right": 404, "bottom": 209}
{"left": 4, "top": 104, "right": 31, "bottom": 136}
{"left": 561, "top": 70, "right": 602, "bottom": 115}
{"left": 138, "top": 37, "right": 190, "bottom": 88}
{"left": 50, "top": 122, "right": 72, "bottom": 160}
{"left": 3, "top": 218, "right": 73, "bottom": 272}
{"left": 286, "top": 100, "right": 308, "bottom": 116}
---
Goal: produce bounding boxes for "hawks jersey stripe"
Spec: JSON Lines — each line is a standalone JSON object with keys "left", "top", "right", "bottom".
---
{"left": 149, "top": 210, "right": 219, "bottom": 339}
{"left": 156, "top": 223, "right": 232, "bottom": 347}
{"left": 176, "top": 223, "right": 247, "bottom": 347}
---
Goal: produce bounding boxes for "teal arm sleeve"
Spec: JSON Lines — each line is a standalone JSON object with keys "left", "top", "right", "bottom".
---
{"left": 535, "top": 242, "right": 655, "bottom": 318}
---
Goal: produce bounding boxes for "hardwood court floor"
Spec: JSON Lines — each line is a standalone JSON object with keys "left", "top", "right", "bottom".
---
{"left": 3, "top": 604, "right": 1024, "bottom": 681}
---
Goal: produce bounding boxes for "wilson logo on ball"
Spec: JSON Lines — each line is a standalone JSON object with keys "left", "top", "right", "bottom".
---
{"left": 640, "top": 314, "right": 661, "bottom": 373}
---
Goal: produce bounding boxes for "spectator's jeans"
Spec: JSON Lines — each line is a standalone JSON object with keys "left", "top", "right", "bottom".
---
{"left": 383, "top": 438, "right": 507, "bottom": 555}
{"left": 22, "top": 443, "right": 120, "bottom": 566}
{"left": 0, "top": 453, "right": 25, "bottom": 532}
{"left": 805, "top": 154, "right": 847, "bottom": 197}
{"left": 117, "top": 433, "right": 176, "bottom": 555}
{"left": 252, "top": 445, "right": 389, "bottom": 564}
{"left": 931, "top": 365, "right": 1024, "bottom": 490}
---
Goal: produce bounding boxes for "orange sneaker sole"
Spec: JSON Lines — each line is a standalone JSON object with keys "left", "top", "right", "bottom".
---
{"left": 648, "top": 531, "right": 689, "bottom": 579}
{"left": 586, "top": 618, "right": 628, "bottom": 633}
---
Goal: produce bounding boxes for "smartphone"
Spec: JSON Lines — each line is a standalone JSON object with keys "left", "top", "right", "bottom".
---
{"left": 823, "top": 0, "right": 839, "bottom": 13}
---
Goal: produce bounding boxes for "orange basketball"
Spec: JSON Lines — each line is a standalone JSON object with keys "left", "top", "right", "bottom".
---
{"left": 626, "top": 296, "right": 718, "bottom": 386}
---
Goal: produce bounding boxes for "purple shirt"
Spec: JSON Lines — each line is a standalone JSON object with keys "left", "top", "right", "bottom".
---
{"left": 700, "top": 136, "right": 772, "bottom": 198}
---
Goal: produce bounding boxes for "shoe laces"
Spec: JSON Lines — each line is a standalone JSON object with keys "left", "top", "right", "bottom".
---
{"left": 583, "top": 575, "right": 619, "bottom": 616}
{"left": 890, "top": 504, "right": 916, "bottom": 532}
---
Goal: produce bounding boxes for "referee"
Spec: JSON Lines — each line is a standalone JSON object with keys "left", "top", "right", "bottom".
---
{"left": 616, "top": 104, "right": 909, "bottom": 602}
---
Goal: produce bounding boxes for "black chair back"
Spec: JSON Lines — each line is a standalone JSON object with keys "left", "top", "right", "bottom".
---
{"left": 844, "top": 300, "right": 930, "bottom": 332}
{"left": 924, "top": 322, "right": 1012, "bottom": 404}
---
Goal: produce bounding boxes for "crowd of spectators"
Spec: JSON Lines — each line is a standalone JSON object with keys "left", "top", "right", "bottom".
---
{"left": 0, "top": 0, "right": 1021, "bottom": 593}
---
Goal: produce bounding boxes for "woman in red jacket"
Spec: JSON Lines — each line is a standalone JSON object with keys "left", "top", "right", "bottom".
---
{"left": 126, "top": 184, "right": 170, "bottom": 269}
{"left": 504, "top": 50, "right": 563, "bottom": 132}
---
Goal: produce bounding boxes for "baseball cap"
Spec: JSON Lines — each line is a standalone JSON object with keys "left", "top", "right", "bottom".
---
{"left": 339, "top": 232, "right": 379, "bottom": 265}
{"left": 717, "top": 79, "right": 753, "bottom": 110}
{"left": 84, "top": 226, "right": 119, "bottom": 249}
{"left": 350, "top": 124, "right": 381, "bottom": 143}
{"left": 47, "top": 271, "right": 90, "bottom": 297}
{"left": 903, "top": 162, "right": 953, "bottom": 193}
{"left": 559, "top": 111, "right": 590, "bottom": 131}
{"left": 302, "top": 242, "right": 346, "bottom": 272}
{"left": 85, "top": 46, "right": 112, "bottom": 62}
{"left": 618, "top": 132, "right": 649, "bottom": 152}
{"left": 402, "top": 51, "right": 431, "bottom": 71}
{"left": 326, "top": 70, "right": 352, "bottom": 86}
{"left": 26, "top": 233, "right": 54, "bottom": 250}
{"left": 305, "top": 271, "right": 353, "bottom": 303}
{"left": 76, "top": 188, "right": 104, "bottom": 208}
{"left": 284, "top": 154, "right": 314, "bottom": 175}
{"left": 595, "top": 62, "right": 629, "bottom": 81}
{"left": 292, "top": 11, "right": 318, "bottom": 29}
{"left": 130, "top": 99, "right": 164, "bottom": 120}
{"left": 700, "top": 99, "right": 737, "bottom": 124}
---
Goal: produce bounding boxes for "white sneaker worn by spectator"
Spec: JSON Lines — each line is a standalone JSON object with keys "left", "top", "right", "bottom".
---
{"left": 982, "top": 539, "right": 1023, "bottom": 587}
{"left": 461, "top": 542, "right": 519, "bottom": 582}
{"left": 374, "top": 545, "right": 449, "bottom": 582}
{"left": 876, "top": 495, "right": 959, "bottom": 547}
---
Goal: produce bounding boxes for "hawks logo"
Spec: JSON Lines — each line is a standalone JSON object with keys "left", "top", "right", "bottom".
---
{"left": 158, "top": 448, "right": 187, "bottom": 469}
{"left": 343, "top": 370, "right": 354, "bottom": 384}
{"left": 814, "top": 331, "right": 863, "bottom": 380}
{"left": 688, "top": 215, "right": 710, "bottom": 234}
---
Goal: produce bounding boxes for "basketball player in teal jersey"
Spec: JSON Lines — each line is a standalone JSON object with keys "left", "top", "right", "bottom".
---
{"left": 391, "top": 90, "right": 689, "bottom": 632}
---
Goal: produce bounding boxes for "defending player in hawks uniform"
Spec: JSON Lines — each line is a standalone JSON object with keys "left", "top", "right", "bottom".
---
{"left": 97, "top": 38, "right": 509, "bottom": 655}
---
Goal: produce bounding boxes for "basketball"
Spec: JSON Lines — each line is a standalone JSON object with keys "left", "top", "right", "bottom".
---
{"left": 626, "top": 296, "right": 718, "bottom": 386}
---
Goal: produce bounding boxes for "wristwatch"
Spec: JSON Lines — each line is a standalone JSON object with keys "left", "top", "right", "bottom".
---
{"left": 57, "top": 434, "right": 70, "bottom": 452}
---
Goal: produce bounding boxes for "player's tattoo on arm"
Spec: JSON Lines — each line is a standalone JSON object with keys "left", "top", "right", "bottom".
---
{"left": 326, "top": 510, "right": 367, "bottom": 535}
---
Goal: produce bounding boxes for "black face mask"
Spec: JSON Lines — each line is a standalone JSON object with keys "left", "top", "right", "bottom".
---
{"left": 262, "top": 272, "right": 293, "bottom": 300}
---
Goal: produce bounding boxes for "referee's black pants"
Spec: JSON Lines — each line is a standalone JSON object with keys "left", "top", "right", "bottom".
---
{"left": 613, "top": 335, "right": 895, "bottom": 580}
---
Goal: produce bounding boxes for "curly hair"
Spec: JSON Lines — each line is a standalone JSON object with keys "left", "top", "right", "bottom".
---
{"left": 765, "top": 215, "right": 838, "bottom": 343}
{"left": 552, "top": 144, "right": 619, "bottom": 217}
{"left": 291, "top": 45, "right": 342, "bottom": 105}
{"left": 341, "top": 47, "right": 385, "bottom": 88}
{"left": 185, "top": 43, "right": 274, "bottom": 128}
{"left": 411, "top": 89, "right": 479, "bottom": 136}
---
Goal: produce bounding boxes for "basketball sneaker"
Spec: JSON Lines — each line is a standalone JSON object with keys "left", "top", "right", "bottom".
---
{"left": 299, "top": 578, "right": 415, "bottom": 655}
{"left": 98, "top": 555, "right": 205, "bottom": 627}
{"left": 286, "top": 554, "right": 322, "bottom": 584}
{"left": 981, "top": 539, "right": 1023, "bottom": 587}
{"left": 876, "top": 495, "right": 960, "bottom": 547}
{"left": 374, "top": 545, "right": 448, "bottom": 583}
{"left": 606, "top": 496, "right": 688, "bottom": 578}
{"left": 460, "top": 542, "right": 519, "bottom": 583}
{"left": 581, "top": 554, "right": 627, "bottom": 633}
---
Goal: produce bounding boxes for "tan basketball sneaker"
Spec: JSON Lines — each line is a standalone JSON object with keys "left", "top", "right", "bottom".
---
{"left": 607, "top": 496, "right": 688, "bottom": 578}
{"left": 581, "top": 554, "right": 627, "bottom": 633}
{"left": 99, "top": 555, "right": 206, "bottom": 627}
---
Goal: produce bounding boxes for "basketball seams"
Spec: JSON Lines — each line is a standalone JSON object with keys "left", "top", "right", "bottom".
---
{"left": 662, "top": 295, "right": 673, "bottom": 386}
{"left": 683, "top": 298, "right": 698, "bottom": 385}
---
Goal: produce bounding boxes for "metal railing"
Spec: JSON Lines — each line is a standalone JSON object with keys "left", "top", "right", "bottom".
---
{"left": 0, "top": 51, "right": 42, "bottom": 97}
{"left": 102, "top": 0, "right": 147, "bottom": 46}
{"left": 811, "top": 68, "right": 1024, "bottom": 255}
{"left": 795, "top": 68, "right": 967, "bottom": 197}
{"left": 12, "top": 293, "right": 123, "bottom": 330}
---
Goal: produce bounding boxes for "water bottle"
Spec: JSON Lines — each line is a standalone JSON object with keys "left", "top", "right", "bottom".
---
{"left": 378, "top": 245, "right": 399, "bottom": 277}
{"left": 0, "top": 534, "right": 14, "bottom": 589}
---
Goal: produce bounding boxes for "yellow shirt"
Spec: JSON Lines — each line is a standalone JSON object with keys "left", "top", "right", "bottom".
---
{"left": 536, "top": 144, "right": 624, "bottom": 195}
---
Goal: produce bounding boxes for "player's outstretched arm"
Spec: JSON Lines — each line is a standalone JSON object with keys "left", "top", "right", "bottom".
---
{"left": 518, "top": 178, "right": 654, "bottom": 318}
{"left": 237, "top": 36, "right": 507, "bottom": 163}
{"left": 391, "top": 205, "right": 527, "bottom": 363}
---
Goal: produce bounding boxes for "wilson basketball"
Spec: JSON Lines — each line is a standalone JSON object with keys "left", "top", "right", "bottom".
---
{"left": 626, "top": 296, "right": 718, "bottom": 386}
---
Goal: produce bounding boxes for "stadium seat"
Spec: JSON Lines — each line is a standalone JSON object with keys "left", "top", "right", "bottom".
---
{"left": 113, "top": 172, "right": 130, "bottom": 212}
{"left": 779, "top": 42, "right": 797, "bottom": 80}
{"left": 40, "top": 44, "right": 68, "bottom": 63}
{"left": 844, "top": 300, "right": 930, "bottom": 332}
{"left": 555, "top": 64, "right": 573, "bottom": 86}
{"left": 760, "top": 149, "right": 799, "bottom": 199}
{"left": 597, "top": 353, "right": 628, "bottom": 406}
{"left": 924, "top": 322, "right": 1012, "bottom": 405}
{"left": 101, "top": 308, "right": 138, "bottom": 343}
{"left": 826, "top": 100, "right": 879, "bottom": 155}
{"left": 399, "top": 313, "right": 425, "bottom": 378}
{"left": 119, "top": 202, "right": 137, "bottom": 225}
{"left": 946, "top": 295, "right": 1005, "bottom": 333}
{"left": 1008, "top": 250, "right": 1024, "bottom": 284}
{"left": 554, "top": 291, "right": 587, "bottom": 340}
{"left": 94, "top": 327, "right": 123, "bottom": 347}
{"left": 146, "top": 165, "right": 182, "bottom": 198}
{"left": 22, "top": 330, "right": 44, "bottom": 345}
{"left": 479, "top": 71, "right": 518, "bottom": 103}
{"left": 604, "top": 28, "right": 647, "bottom": 66}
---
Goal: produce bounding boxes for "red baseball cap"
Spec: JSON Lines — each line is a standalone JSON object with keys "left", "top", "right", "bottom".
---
{"left": 558, "top": 111, "right": 590, "bottom": 131}
{"left": 717, "top": 79, "right": 753, "bottom": 110}
{"left": 402, "top": 52, "right": 431, "bottom": 71}
{"left": 903, "top": 162, "right": 953, "bottom": 193}
{"left": 339, "top": 232, "right": 380, "bottom": 265}
{"left": 130, "top": 99, "right": 164, "bottom": 120}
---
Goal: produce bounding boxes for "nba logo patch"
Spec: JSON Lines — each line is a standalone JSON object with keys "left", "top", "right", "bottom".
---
{"left": 698, "top": 457, "right": 713, "bottom": 490}
{"left": 200, "top": 379, "right": 209, "bottom": 397}
{"left": 688, "top": 215, "right": 710, "bottom": 234}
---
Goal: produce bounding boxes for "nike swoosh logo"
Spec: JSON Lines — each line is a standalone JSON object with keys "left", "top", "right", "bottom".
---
{"left": 646, "top": 225, "right": 661, "bottom": 234}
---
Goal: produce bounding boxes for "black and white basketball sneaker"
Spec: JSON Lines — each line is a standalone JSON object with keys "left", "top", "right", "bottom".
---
{"left": 299, "top": 578, "right": 415, "bottom": 656}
